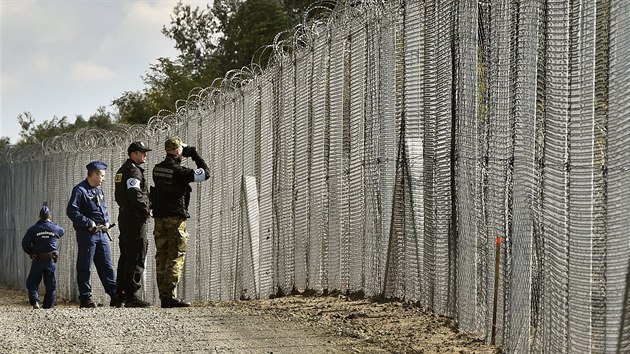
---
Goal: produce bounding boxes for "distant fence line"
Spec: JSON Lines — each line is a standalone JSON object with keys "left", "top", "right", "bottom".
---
{"left": 1, "top": 1, "right": 629, "bottom": 352}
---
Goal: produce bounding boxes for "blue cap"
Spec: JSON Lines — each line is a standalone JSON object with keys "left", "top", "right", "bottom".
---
{"left": 86, "top": 161, "right": 108, "bottom": 171}
{"left": 39, "top": 206, "right": 50, "bottom": 219}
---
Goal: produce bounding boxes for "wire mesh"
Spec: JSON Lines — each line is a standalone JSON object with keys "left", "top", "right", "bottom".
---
{"left": 506, "top": 1, "right": 539, "bottom": 352}
{"left": 607, "top": 0, "right": 630, "bottom": 352}
{"left": 454, "top": 0, "right": 481, "bottom": 337}
{"left": 309, "top": 29, "right": 328, "bottom": 292}
{"left": 294, "top": 44, "right": 311, "bottom": 292}
{"left": 0, "top": 0, "right": 628, "bottom": 352}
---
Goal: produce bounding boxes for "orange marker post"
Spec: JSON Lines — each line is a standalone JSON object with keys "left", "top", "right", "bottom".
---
{"left": 491, "top": 236, "right": 502, "bottom": 345}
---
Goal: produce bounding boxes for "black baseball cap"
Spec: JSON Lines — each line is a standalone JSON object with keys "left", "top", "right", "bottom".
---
{"left": 127, "top": 141, "right": 152, "bottom": 155}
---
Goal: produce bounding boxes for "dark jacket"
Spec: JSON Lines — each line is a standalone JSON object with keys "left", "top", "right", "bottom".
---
{"left": 22, "top": 219, "right": 65, "bottom": 256}
{"left": 115, "top": 159, "right": 150, "bottom": 220}
{"left": 151, "top": 153, "right": 209, "bottom": 218}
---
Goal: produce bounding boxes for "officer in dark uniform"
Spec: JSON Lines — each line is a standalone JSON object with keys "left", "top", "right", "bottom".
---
{"left": 152, "top": 137, "right": 210, "bottom": 308}
{"left": 22, "top": 205, "right": 65, "bottom": 309}
{"left": 114, "top": 141, "right": 152, "bottom": 308}
{"left": 66, "top": 160, "right": 120, "bottom": 308}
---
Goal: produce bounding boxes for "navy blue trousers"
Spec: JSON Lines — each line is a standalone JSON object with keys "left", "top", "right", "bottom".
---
{"left": 76, "top": 231, "right": 117, "bottom": 299}
{"left": 26, "top": 259, "right": 56, "bottom": 308}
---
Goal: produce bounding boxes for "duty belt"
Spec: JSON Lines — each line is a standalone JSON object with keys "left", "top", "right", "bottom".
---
{"left": 36, "top": 252, "right": 58, "bottom": 261}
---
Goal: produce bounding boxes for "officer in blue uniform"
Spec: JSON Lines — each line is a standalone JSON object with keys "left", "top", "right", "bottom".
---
{"left": 21, "top": 205, "right": 65, "bottom": 309}
{"left": 66, "top": 160, "right": 120, "bottom": 308}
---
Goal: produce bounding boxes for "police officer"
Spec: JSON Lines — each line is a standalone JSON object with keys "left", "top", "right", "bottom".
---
{"left": 66, "top": 161, "right": 120, "bottom": 308}
{"left": 114, "top": 141, "right": 152, "bottom": 308}
{"left": 152, "top": 137, "right": 209, "bottom": 308}
{"left": 22, "top": 205, "right": 65, "bottom": 309}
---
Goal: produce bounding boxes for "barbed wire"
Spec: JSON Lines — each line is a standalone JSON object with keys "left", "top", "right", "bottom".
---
{"left": 0, "top": 1, "right": 628, "bottom": 352}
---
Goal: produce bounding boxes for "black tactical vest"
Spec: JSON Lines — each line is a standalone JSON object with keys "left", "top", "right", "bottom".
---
{"left": 151, "top": 155, "right": 192, "bottom": 218}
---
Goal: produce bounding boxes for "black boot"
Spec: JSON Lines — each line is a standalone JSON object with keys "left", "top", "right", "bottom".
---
{"left": 109, "top": 293, "right": 124, "bottom": 308}
{"left": 79, "top": 297, "right": 96, "bottom": 308}
{"left": 125, "top": 294, "right": 151, "bottom": 308}
{"left": 160, "top": 297, "right": 191, "bottom": 308}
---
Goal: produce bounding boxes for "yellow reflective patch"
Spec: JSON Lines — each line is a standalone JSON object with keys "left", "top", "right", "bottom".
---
{"left": 115, "top": 173, "right": 122, "bottom": 183}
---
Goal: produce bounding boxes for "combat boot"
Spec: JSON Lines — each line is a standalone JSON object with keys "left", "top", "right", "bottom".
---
{"left": 160, "top": 297, "right": 191, "bottom": 308}
{"left": 79, "top": 297, "right": 96, "bottom": 308}
{"left": 125, "top": 295, "right": 151, "bottom": 308}
{"left": 109, "top": 293, "right": 124, "bottom": 308}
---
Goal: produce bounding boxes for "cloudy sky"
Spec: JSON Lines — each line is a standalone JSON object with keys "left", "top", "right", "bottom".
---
{"left": 1, "top": 0, "right": 210, "bottom": 144}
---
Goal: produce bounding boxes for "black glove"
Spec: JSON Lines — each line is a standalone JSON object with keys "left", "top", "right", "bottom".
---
{"left": 182, "top": 146, "right": 197, "bottom": 158}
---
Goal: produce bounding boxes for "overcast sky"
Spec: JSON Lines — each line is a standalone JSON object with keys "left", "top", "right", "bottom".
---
{"left": 1, "top": 0, "right": 210, "bottom": 144}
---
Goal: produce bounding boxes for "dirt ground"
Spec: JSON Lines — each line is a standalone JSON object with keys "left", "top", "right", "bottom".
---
{"left": 207, "top": 293, "right": 500, "bottom": 353}
{"left": 0, "top": 286, "right": 500, "bottom": 353}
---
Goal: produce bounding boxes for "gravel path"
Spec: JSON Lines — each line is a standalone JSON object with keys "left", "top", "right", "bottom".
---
{"left": 0, "top": 287, "right": 500, "bottom": 353}
{"left": 0, "top": 288, "right": 384, "bottom": 353}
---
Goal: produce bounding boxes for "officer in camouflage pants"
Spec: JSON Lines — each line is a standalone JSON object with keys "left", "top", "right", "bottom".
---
{"left": 151, "top": 137, "right": 209, "bottom": 308}
{"left": 153, "top": 217, "right": 188, "bottom": 300}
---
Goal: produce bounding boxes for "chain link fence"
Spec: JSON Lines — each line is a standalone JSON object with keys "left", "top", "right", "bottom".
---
{"left": 1, "top": 0, "right": 629, "bottom": 352}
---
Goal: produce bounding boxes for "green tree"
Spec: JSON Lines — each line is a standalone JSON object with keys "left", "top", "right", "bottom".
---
{"left": 161, "top": 0, "right": 323, "bottom": 75}
{"left": 17, "top": 112, "right": 71, "bottom": 145}
{"left": 73, "top": 115, "right": 89, "bottom": 130}
{"left": 161, "top": 2, "right": 220, "bottom": 71}
{"left": 144, "top": 57, "right": 217, "bottom": 110}
{"left": 0, "top": 136, "right": 10, "bottom": 149}
{"left": 219, "top": 0, "right": 290, "bottom": 71}
{"left": 86, "top": 106, "right": 115, "bottom": 129}
{"left": 116, "top": 2, "right": 220, "bottom": 124}
{"left": 15, "top": 108, "right": 115, "bottom": 145}
{"left": 114, "top": 0, "right": 327, "bottom": 125}
{"left": 284, "top": 0, "right": 332, "bottom": 25}
{"left": 113, "top": 91, "right": 156, "bottom": 125}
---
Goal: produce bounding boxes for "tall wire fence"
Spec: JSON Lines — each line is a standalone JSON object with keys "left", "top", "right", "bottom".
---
{"left": 1, "top": 0, "right": 629, "bottom": 352}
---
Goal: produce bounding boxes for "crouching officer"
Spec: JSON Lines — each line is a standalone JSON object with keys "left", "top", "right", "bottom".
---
{"left": 66, "top": 161, "right": 120, "bottom": 308}
{"left": 114, "top": 141, "right": 152, "bottom": 308}
{"left": 152, "top": 137, "right": 210, "bottom": 308}
{"left": 21, "top": 205, "right": 65, "bottom": 309}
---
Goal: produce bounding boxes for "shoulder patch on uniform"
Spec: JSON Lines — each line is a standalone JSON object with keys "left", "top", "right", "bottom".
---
{"left": 115, "top": 173, "right": 123, "bottom": 183}
{"left": 126, "top": 178, "right": 141, "bottom": 190}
